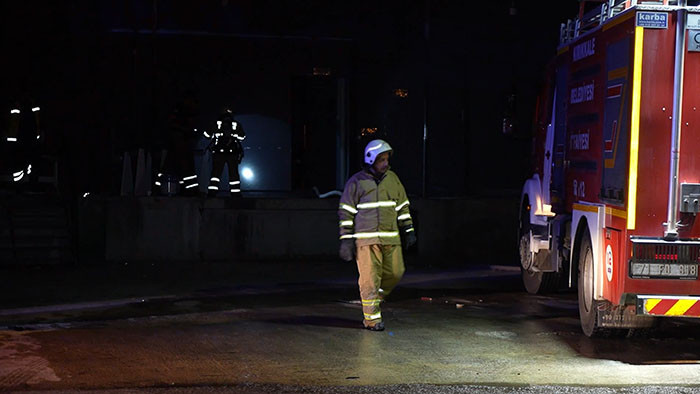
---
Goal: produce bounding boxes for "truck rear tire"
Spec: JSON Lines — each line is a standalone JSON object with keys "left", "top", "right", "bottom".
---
{"left": 578, "top": 228, "right": 623, "bottom": 337}
{"left": 519, "top": 200, "right": 558, "bottom": 294}
{"left": 578, "top": 228, "right": 656, "bottom": 337}
{"left": 578, "top": 228, "right": 601, "bottom": 337}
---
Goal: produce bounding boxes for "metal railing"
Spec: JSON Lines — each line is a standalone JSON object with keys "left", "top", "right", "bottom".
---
{"left": 559, "top": 0, "right": 679, "bottom": 45}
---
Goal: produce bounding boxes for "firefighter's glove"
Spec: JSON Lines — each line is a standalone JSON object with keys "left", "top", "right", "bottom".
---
{"left": 339, "top": 239, "right": 356, "bottom": 262}
{"left": 403, "top": 230, "right": 417, "bottom": 249}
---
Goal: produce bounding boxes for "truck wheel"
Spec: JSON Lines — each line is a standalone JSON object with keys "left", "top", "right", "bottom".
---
{"left": 578, "top": 228, "right": 614, "bottom": 337}
{"left": 578, "top": 229, "right": 652, "bottom": 337}
{"left": 522, "top": 267, "right": 559, "bottom": 294}
{"left": 519, "top": 201, "right": 558, "bottom": 294}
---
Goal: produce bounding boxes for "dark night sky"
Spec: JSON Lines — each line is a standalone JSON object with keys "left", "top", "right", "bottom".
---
{"left": 1, "top": 0, "right": 580, "bottom": 197}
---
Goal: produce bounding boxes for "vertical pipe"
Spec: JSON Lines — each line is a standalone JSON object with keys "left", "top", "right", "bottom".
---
{"left": 422, "top": 0, "right": 430, "bottom": 198}
{"left": 336, "top": 78, "right": 348, "bottom": 190}
{"left": 665, "top": 3, "right": 688, "bottom": 239}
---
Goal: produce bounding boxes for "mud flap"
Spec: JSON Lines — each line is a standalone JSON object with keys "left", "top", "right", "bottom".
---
{"left": 597, "top": 303, "right": 655, "bottom": 329}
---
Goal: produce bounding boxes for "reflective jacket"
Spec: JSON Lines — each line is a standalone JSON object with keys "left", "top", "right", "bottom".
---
{"left": 204, "top": 117, "right": 246, "bottom": 161}
{"left": 338, "top": 168, "right": 414, "bottom": 247}
{"left": 5, "top": 105, "right": 41, "bottom": 144}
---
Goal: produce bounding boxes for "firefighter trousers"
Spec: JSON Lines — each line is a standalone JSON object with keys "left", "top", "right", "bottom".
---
{"left": 159, "top": 135, "right": 198, "bottom": 194}
{"left": 356, "top": 244, "right": 405, "bottom": 327}
{"left": 209, "top": 153, "right": 241, "bottom": 195}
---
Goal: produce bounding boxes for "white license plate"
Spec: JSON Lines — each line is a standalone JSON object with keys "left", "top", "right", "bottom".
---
{"left": 631, "top": 263, "right": 698, "bottom": 279}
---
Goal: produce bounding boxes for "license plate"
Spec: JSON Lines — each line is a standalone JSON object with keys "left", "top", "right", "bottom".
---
{"left": 630, "top": 263, "right": 698, "bottom": 279}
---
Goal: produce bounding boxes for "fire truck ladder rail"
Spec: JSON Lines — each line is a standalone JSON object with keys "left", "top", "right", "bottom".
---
{"left": 560, "top": 0, "right": 678, "bottom": 45}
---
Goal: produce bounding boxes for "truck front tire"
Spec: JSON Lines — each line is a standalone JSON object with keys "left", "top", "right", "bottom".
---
{"left": 520, "top": 199, "right": 558, "bottom": 294}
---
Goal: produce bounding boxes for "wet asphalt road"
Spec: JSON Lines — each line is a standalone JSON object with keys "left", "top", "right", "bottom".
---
{"left": 2, "top": 266, "right": 700, "bottom": 393}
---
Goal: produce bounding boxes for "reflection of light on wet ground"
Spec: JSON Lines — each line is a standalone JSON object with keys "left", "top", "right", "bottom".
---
{"left": 0, "top": 333, "right": 60, "bottom": 387}
{"left": 556, "top": 316, "right": 700, "bottom": 366}
{"left": 474, "top": 331, "right": 517, "bottom": 340}
{"left": 5, "top": 270, "right": 700, "bottom": 388}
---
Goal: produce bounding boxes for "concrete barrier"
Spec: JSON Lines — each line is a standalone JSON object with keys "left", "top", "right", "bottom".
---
{"left": 79, "top": 195, "right": 519, "bottom": 265}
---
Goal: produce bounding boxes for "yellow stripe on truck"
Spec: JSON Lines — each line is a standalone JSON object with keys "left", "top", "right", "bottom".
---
{"left": 572, "top": 203, "right": 599, "bottom": 213}
{"left": 642, "top": 297, "right": 700, "bottom": 317}
{"left": 665, "top": 299, "right": 697, "bottom": 316}
{"left": 627, "top": 25, "right": 644, "bottom": 230}
{"left": 645, "top": 298, "right": 661, "bottom": 313}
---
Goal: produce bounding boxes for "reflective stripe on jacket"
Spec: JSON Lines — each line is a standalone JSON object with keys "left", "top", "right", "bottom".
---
{"left": 338, "top": 169, "right": 414, "bottom": 247}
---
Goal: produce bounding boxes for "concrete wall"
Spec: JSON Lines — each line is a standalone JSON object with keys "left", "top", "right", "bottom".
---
{"left": 79, "top": 196, "right": 519, "bottom": 265}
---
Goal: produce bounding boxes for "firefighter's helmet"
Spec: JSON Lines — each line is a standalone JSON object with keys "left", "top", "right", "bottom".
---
{"left": 217, "top": 108, "right": 235, "bottom": 130}
{"left": 364, "top": 139, "right": 393, "bottom": 165}
{"left": 219, "top": 108, "right": 234, "bottom": 121}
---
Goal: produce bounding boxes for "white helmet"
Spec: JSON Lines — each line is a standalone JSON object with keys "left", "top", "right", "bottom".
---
{"left": 364, "top": 139, "right": 393, "bottom": 165}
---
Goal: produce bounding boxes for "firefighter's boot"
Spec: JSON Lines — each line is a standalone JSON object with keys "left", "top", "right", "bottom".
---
{"left": 364, "top": 321, "right": 385, "bottom": 331}
{"left": 208, "top": 176, "right": 220, "bottom": 197}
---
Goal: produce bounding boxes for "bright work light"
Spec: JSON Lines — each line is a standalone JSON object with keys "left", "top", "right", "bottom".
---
{"left": 242, "top": 167, "right": 254, "bottom": 181}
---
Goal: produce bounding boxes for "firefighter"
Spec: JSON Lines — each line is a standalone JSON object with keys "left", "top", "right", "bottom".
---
{"left": 338, "top": 139, "right": 417, "bottom": 331}
{"left": 2, "top": 100, "right": 40, "bottom": 185}
{"left": 204, "top": 109, "right": 245, "bottom": 197}
{"left": 156, "top": 94, "right": 200, "bottom": 195}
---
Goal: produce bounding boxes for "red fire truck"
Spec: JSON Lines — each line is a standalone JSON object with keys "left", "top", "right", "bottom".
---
{"left": 519, "top": 0, "right": 700, "bottom": 336}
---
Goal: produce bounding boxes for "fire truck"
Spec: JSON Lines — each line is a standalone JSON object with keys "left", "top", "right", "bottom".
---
{"left": 519, "top": 0, "right": 700, "bottom": 337}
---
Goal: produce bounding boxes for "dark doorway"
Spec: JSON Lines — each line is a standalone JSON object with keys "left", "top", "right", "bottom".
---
{"left": 290, "top": 75, "right": 348, "bottom": 194}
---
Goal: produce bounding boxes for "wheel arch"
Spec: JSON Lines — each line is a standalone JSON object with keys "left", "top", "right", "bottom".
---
{"left": 569, "top": 204, "right": 605, "bottom": 298}
{"left": 569, "top": 216, "right": 589, "bottom": 289}
{"left": 520, "top": 174, "right": 548, "bottom": 228}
